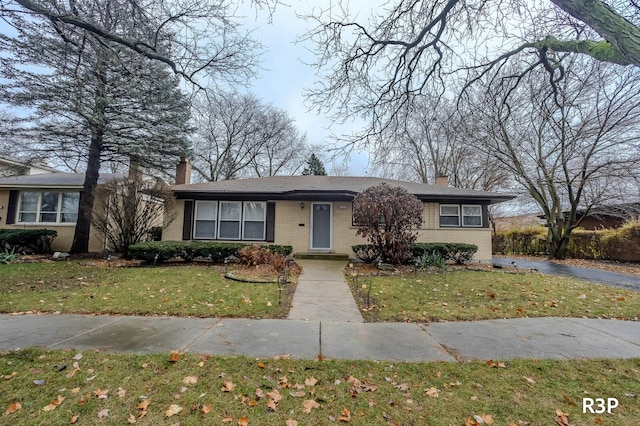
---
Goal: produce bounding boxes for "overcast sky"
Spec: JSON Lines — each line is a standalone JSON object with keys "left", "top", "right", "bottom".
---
{"left": 241, "top": 1, "right": 379, "bottom": 175}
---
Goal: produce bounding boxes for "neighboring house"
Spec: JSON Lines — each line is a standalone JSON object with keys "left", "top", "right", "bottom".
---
{"left": 0, "top": 154, "right": 59, "bottom": 177}
{"left": 0, "top": 173, "right": 122, "bottom": 252}
{"left": 165, "top": 158, "right": 515, "bottom": 263}
{"left": 572, "top": 203, "right": 640, "bottom": 230}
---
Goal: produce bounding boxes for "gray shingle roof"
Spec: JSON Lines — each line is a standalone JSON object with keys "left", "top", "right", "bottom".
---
{"left": 0, "top": 173, "right": 123, "bottom": 188}
{"left": 172, "top": 176, "right": 514, "bottom": 203}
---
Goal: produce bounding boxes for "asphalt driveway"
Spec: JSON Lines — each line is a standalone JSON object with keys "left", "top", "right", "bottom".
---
{"left": 493, "top": 257, "right": 640, "bottom": 292}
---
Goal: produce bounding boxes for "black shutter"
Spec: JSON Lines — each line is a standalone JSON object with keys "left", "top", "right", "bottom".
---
{"left": 182, "top": 200, "right": 193, "bottom": 240}
{"left": 6, "top": 190, "right": 18, "bottom": 224}
{"left": 265, "top": 202, "right": 275, "bottom": 242}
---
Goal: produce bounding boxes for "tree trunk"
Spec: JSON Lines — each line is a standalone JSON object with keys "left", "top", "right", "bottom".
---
{"left": 70, "top": 52, "right": 107, "bottom": 253}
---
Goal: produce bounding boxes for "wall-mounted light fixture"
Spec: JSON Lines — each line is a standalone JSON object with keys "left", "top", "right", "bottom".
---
{"left": 300, "top": 202, "right": 305, "bottom": 210}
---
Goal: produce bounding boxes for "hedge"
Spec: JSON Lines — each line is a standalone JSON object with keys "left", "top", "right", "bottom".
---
{"left": 0, "top": 229, "right": 57, "bottom": 253}
{"left": 127, "top": 240, "right": 293, "bottom": 263}
{"left": 352, "top": 242, "right": 478, "bottom": 265}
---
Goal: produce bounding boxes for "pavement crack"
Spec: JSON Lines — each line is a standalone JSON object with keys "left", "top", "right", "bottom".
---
{"left": 182, "top": 318, "right": 223, "bottom": 352}
{"left": 47, "top": 315, "right": 124, "bottom": 349}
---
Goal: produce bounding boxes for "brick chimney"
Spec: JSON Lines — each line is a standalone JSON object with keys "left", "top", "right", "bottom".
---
{"left": 435, "top": 175, "right": 449, "bottom": 187}
{"left": 175, "top": 157, "right": 191, "bottom": 185}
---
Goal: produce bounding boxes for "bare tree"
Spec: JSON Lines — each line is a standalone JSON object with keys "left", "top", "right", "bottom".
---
{"left": 92, "top": 169, "right": 176, "bottom": 256}
{"left": 371, "top": 97, "right": 509, "bottom": 190}
{"left": 191, "top": 92, "right": 308, "bottom": 181}
{"left": 303, "top": 0, "right": 640, "bottom": 140}
{"left": 469, "top": 59, "right": 640, "bottom": 259}
{"left": 1, "top": 0, "right": 274, "bottom": 88}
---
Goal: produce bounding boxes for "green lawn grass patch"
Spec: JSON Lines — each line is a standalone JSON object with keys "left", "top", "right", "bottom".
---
{"left": 1, "top": 349, "right": 638, "bottom": 425}
{"left": 0, "top": 261, "right": 293, "bottom": 319}
{"left": 349, "top": 269, "right": 640, "bottom": 322}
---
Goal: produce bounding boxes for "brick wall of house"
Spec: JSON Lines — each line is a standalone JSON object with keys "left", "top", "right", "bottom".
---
{"left": 163, "top": 198, "right": 493, "bottom": 263}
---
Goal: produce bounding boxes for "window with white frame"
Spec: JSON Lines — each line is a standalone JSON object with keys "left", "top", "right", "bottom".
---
{"left": 462, "top": 205, "right": 482, "bottom": 227}
{"left": 194, "top": 201, "right": 217, "bottom": 239}
{"left": 218, "top": 201, "right": 242, "bottom": 239}
{"left": 242, "top": 202, "right": 266, "bottom": 240}
{"left": 439, "top": 204, "right": 460, "bottom": 227}
{"left": 18, "top": 191, "right": 79, "bottom": 224}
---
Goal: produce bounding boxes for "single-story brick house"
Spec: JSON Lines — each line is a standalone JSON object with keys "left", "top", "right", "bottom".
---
{"left": 165, "top": 159, "right": 514, "bottom": 262}
{"left": 0, "top": 172, "right": 122, "bottom": 252}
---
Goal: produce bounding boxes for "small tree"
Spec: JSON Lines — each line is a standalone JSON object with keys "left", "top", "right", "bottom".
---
{"left": 352, "top": 183, "right": 423, "bottom": 264}
{"left": 92, "top": 172, "right": 176, "bottom": 257}
{"left": 302, "top": 153, "right": 327, "bottom": 176}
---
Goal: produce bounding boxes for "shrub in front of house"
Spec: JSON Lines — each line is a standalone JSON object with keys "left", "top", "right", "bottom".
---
{"left": 412, "top": 243, "right": 478, "bottom": 264}
{"left": 0, "top": 229, "right": 57, "bottom": 254}
{"left": 128, "top": 241, "right": 292, "bottom": 263}
{"left": 351, "top": 242, "right": 478, "bottom": 265}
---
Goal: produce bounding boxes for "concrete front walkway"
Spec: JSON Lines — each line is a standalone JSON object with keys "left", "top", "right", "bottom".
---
{"left": 287, "top": 259, "right": 364, "bottom": 323}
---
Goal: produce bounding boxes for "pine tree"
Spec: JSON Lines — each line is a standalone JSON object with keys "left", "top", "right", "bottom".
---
{"left": 0, "top": 1, "right": 192, "bottom": 253}
{"left": 302, "top": 153, "right": 327, "bottom": 176}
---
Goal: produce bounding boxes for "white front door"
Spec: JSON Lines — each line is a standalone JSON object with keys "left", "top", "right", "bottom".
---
{"left": 310, "top": 203, "right": 332, "bottom": 250}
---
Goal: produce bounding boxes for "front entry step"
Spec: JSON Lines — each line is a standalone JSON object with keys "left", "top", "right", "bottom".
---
{"left": 294, "top": 253, "right": 350, "bottom": 261}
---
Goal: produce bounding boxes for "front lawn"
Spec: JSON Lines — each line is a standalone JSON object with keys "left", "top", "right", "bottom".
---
{"left": 0, "top": 261, "right": 294, "bottom": 319}
{"left": 1, "top": 349, "right": 639, "bottom": 425}
{"left": 348, "top": 268, "right": 640, "bottom": 322}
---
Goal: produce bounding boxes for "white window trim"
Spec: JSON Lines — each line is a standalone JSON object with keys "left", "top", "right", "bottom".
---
{"left": 193, "top": 200, "right": 218, "bottom": 240}
{"left": 462, "top": 204, "right": 483, "bottom": 227}
{"left": 17, "top": 191, "right": 79, "bottom": 225}
{"left": 241, "top": 201, "right": 267, "bottom": 240}
{"left": 218, "top": 201, "right": 242, "bottom": 240}
{"left": 439, "top": 204, "right": 461, "bottom": 227}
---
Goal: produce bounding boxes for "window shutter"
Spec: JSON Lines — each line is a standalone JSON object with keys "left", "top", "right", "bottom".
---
{"left": 265, "top": 202, "right": 275, "bottom": 242}
{"left": 182, "top": 200, "right": 193, "bottom": 240}
{"left": 5, "top": 190, "right": 18, "bottom": 224}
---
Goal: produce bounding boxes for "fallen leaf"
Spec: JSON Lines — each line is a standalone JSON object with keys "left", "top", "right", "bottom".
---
{"left": 201, "top": 404, "right": 212, "bottom": 414}
{"left": 221, "top": 380, "right": 237, "bottom": 392}
{"left": 165, "top": 404, "right": 183, "bottom": 417}
{"left": 305, "top": 377, "right": 318, "bottom": 387}
{"left": 338, "top": 408, "right": 352, "bottom": 422}
{"left": 137, "top": 399, "right": 151, "bottom": 411}
{"left": 169, "top": 351, "right": 180, "bottom": 363}
{"left": 424, "top": 387, "right": 440, "bottom": 398}
{"left": 238, "top": 417, "right": 249, "bottom": 426}
{"left": 302, "top": 399, "right": 320, "bottom": 413}
{"left": 4, "top": 402, "right": 21, "bottom": 415}
{"left": 255, "top": 388, "right": 265, "bottom": 399}
{"left": 42, "top": 395, "right": 65, "bottom": 411}
{"left": 70, "top": 414, "right": 79, "bottom": 424}
{"left": 286, "top": 420, "right": 298, "bottom": 426}
{"left": 3, "top": 372, "right": 17, "bottom": 380}
{"left": 267, "top": 399, "right": 278, "bottom": 412}
{"left": 183, "top": 376, "right": 198, "bottom": 385}
{"left": 73, "top": 353, "right": 83, "bottom": 361}
{"left": 290, "top": 390, "right": 305, "bottom": 398}
{"left": 523, "top": 376, "right": 536, "bottom": 384}
{"left": 486, "top": 360, "right": 506, "bottom": 368}
{"left": 127, "top": 414, "right": 137, "bottom": 424}
{"left": 70, "top": 387, "right": 81, "bottom": 394}
{"left": 93, "top": 389, "right": 109, "bottom": 399}
{"left": 221, "top": 416, "right": 233, "bottom": 423}
{"left": 257, "top": 362, "right": 265, "bottom": 369}
{"left": 97, "top": 409, "right": 110, "bottom": 419}
{"left": 267, "top": 389, "right": 282, "bottom": 403}
{"left": 554, "top": 408, "right": 570, "bottom": 426}
{"left": 118, "top": 387, "right": 127, "bottom": 398}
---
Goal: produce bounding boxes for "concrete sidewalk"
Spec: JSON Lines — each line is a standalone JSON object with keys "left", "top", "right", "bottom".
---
{"left": 1, "top": 314, "right": 639, "bottom": 361}
{"left": 287, "top": 259, "right": 363, "bottom": 323}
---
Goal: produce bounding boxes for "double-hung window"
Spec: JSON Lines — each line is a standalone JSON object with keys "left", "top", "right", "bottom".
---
{"left": 193, "top": 200, "right": 268, "bottom": 241}
{"left": 439, "top": 205, "right": 461, "bottom": 227}
{"left": 242, "top": 202, "right": 266, "bottom": 240}
{"left": 462, "top": 205, "right": 482, "bottom": 227}
{"left": 194, "top": 201, "right": 217, "bottom": 239}
{"left": 18, "top": 191, "right": 79, "bottom": 224}
{"left": 219, "top": 202, "right": 242, "bottom": 239}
